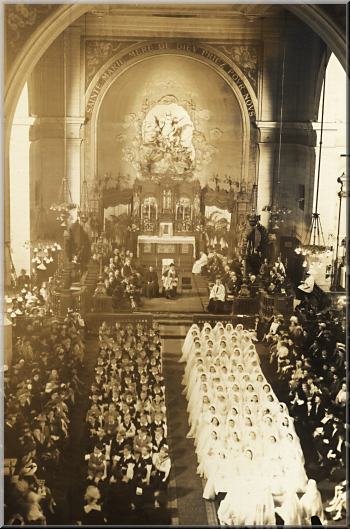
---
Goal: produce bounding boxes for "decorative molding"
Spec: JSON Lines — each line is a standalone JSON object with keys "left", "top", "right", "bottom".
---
{"left": 215, "top": 44, "right": 259, "bottom": 91}
{"left": 85, "top": 40, "right": 257, "bottom": 121}
{"left": 85, "top": 40, "right": 137, "bottom": 87}
{"left": 29, "top": 116, "right": 85, "bottom": 141}
{"left": 84, "top": 38, "right": 260, "bottom": 94}
{"left": 5, "top": 4, "right": 57, "bottom": 64}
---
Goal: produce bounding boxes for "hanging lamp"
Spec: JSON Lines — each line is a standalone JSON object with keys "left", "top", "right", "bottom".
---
{"left": 295, "top": 50, "right": 331, "bottom": 259}
{"left": 50, "top": 32, "right": 77, "bottom": 227}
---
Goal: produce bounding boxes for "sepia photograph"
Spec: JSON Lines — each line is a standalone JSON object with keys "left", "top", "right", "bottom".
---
{"left": 1, "top": 1, "right": 348, "bottom": 526}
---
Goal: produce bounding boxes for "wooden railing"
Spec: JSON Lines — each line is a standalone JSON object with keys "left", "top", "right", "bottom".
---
{"left": 259, "top": 291, "right": 294, "bottom": 320}
{"left": 193, "top": 314, "right": 255, "bottom": 327}
{"left": 85, "top": 312, "right": 154, "bottom": 333}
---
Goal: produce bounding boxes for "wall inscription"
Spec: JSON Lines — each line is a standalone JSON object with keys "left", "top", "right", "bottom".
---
{"left": 86, "top": 41, "right": 256, "bottom": 120}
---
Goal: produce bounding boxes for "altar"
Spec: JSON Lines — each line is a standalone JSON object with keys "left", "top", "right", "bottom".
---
{"left": 137, "top": 234, "right": 196, "bottom": 269}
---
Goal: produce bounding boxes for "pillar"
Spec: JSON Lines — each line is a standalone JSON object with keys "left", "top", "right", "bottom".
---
{"left": 10, "top": 103, "right": 34, "bottom": 275}
{"left": 256, "top": 127, "right": 276, "bottom": 228}
{"left": 64, "top": 26, "right": 84, "bottom": 217}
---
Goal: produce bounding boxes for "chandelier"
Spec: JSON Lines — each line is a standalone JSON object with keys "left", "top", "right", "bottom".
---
{"left": 78, "top": 176, "right": 91, "bottom": 224}
{"left": 262, "top": 205, "right": 292, "bottom": 230}
{"left": 50, "top": 176, "right": 77, "bottom": 228}
{"left": 24, "top": 241, "right": 62, "bottom": 271}
{"left": 295, "top": 51, "right": 331, "bottom": 261}
{"left": 50, "top": 35, "right": 77, "bottom": 228}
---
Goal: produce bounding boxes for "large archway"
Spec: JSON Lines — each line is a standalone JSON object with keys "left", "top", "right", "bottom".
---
{"left": 84, "top": 44, "right": 257, "bottom": 190}
{"left": 4, "top": 4, "right": 346, "bottom": 136}
{"left": 3, "top": 4, "right": 347, "bottom": 287}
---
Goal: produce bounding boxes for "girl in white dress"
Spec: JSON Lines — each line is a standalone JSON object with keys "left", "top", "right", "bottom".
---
{"left": 281, "top": 433, "right": 308, "bottom": 492}
{"left": 262, "top": 435, "right": 285, "bottom": 496}
{"left": 275, "top": 489, "right": 303, "bottom": 525}
{"left": 200, "top": 323, "right": 213, "bottom": 339}
{"left": 182, "top": 322, "right": 312, "bottom": 524}
{"left": 197, "top": 429, "right": 224, "bottom": 479}
{"left": 218, "top": 449, "right": 276, "bottom": 526}
{"left": 260, "top": 414, "right": 279, "bottom": 439}
{"left": 299, "top": 479, "right": 326, "bottom": 525}
{"left": 187, "top": 392, "right": 211, "bottom": 438}
{"left": 180, "top": 325, "right": 200, "bottom": 362}
{"left": 195, "top": 406, "right": 218, "bottom": 454}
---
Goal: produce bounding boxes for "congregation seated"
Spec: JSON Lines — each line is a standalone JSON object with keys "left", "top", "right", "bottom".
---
{"left": 4, "top": 312, "right": 86, "bottom": 525}
{"left": 203, "top": 252, "right": 291, "bottom": 315}
{"left": 180, "top": 322, "right": 326, "bottom": 525}
{"left": 81, "top": 321, "right": 171, "bottom": 524}
{"left": 100, "top": 247, "right": 145, "bottom": 310}
{"left": 5, "top": 280, "right": 49, "bottom": 325}
{"left": 264, "top": 302, "right": 346, "bottom": 522}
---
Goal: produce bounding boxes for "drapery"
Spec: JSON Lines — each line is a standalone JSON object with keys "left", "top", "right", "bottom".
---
{"left": 203, "top": 188, "right": 235, "bottom": 212}
{"left": 102, "top": 187, "right": 133, "bottom": 208}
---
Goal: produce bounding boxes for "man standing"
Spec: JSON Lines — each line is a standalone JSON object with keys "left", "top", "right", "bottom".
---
{"left": 144, "top": 266, "right": 159, "bottom": 298}
{"left": 207, "top": 277, "right": 226, "bottom": 314}
{"left": 17, "top": 269, "right": 31, "bottom": 290}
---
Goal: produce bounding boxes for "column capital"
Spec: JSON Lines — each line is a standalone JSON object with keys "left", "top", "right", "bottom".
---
{"left": 29, "top": 116, "right": 85, "bottom": 140}
{"left": 256, "top": 121, "right": 317, "bottom": 147}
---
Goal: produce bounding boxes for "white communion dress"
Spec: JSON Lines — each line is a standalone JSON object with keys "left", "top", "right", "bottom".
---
{"left": 181, "top": 323, "right": 311, "bottom": 525}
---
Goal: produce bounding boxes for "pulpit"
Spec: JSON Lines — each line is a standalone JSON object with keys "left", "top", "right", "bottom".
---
{"left": 133, "top": 177, "right": 201, "bottom": 270}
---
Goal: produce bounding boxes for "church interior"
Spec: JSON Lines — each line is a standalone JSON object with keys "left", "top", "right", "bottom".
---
{"left": 3, "top": 2, "right": 348, "bottom": 526}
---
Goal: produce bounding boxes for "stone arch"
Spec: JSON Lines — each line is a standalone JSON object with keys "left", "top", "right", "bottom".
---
{"left": 4, "top": 4, "right": 346, "bottom": 143}
{"left": 3, "top": 3, "right": 346, "bottom": 287}
{"left": 85, "top": 42, "right": 257, "bottom": 185}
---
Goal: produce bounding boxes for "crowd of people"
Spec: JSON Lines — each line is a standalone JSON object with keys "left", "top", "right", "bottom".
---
{"left": 193, "top": 248, "right": 290, "bottom": 313}
{"left": 5, "top": 270, "right": 51, "bottom": 326}
{"left": 180, "top": 322, "right": 326, "bottom": 525}
{"left": 4, "top": 312, "right": 86, "bottom": 525}
{"left": 100, "top": 246, "right": 181, "bottom": 310}
{"left": 267, "top": 300, "right": 347, "bottom": 521}
{"left": 79, "top": 320, "right": 171, "bottom": 524}
{"left": 99, "top": 249, "right": 145, "bottom": 310}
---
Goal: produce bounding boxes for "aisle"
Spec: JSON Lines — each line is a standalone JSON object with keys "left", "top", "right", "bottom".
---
{"left": 161, "top": 324, "right": 213, "bottom": 526}
{"left": 50, "top": 336, "right": 99, "bottom": 523}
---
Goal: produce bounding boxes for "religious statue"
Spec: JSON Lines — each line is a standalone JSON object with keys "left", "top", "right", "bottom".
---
{"left": 162, "top": 189, "right": 172, "bottom": 211}
{"left": 141, "top": 100, "right": 196, "bottom": 177}
{"left": 193, "top": 193, "right": 201, "bottom": 217}
{"left": 133, "top": 191, "right": 140, "bottom": 217}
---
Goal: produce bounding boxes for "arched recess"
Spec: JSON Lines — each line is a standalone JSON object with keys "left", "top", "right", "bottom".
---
{"left": 84, "top": 42, "right": 257, "bottom": 187}
{"left": 3, "top": 2, "right": 346, "bottom": 288}
{"left": 4, "top": 4, "right": 346, "bottom": 145}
